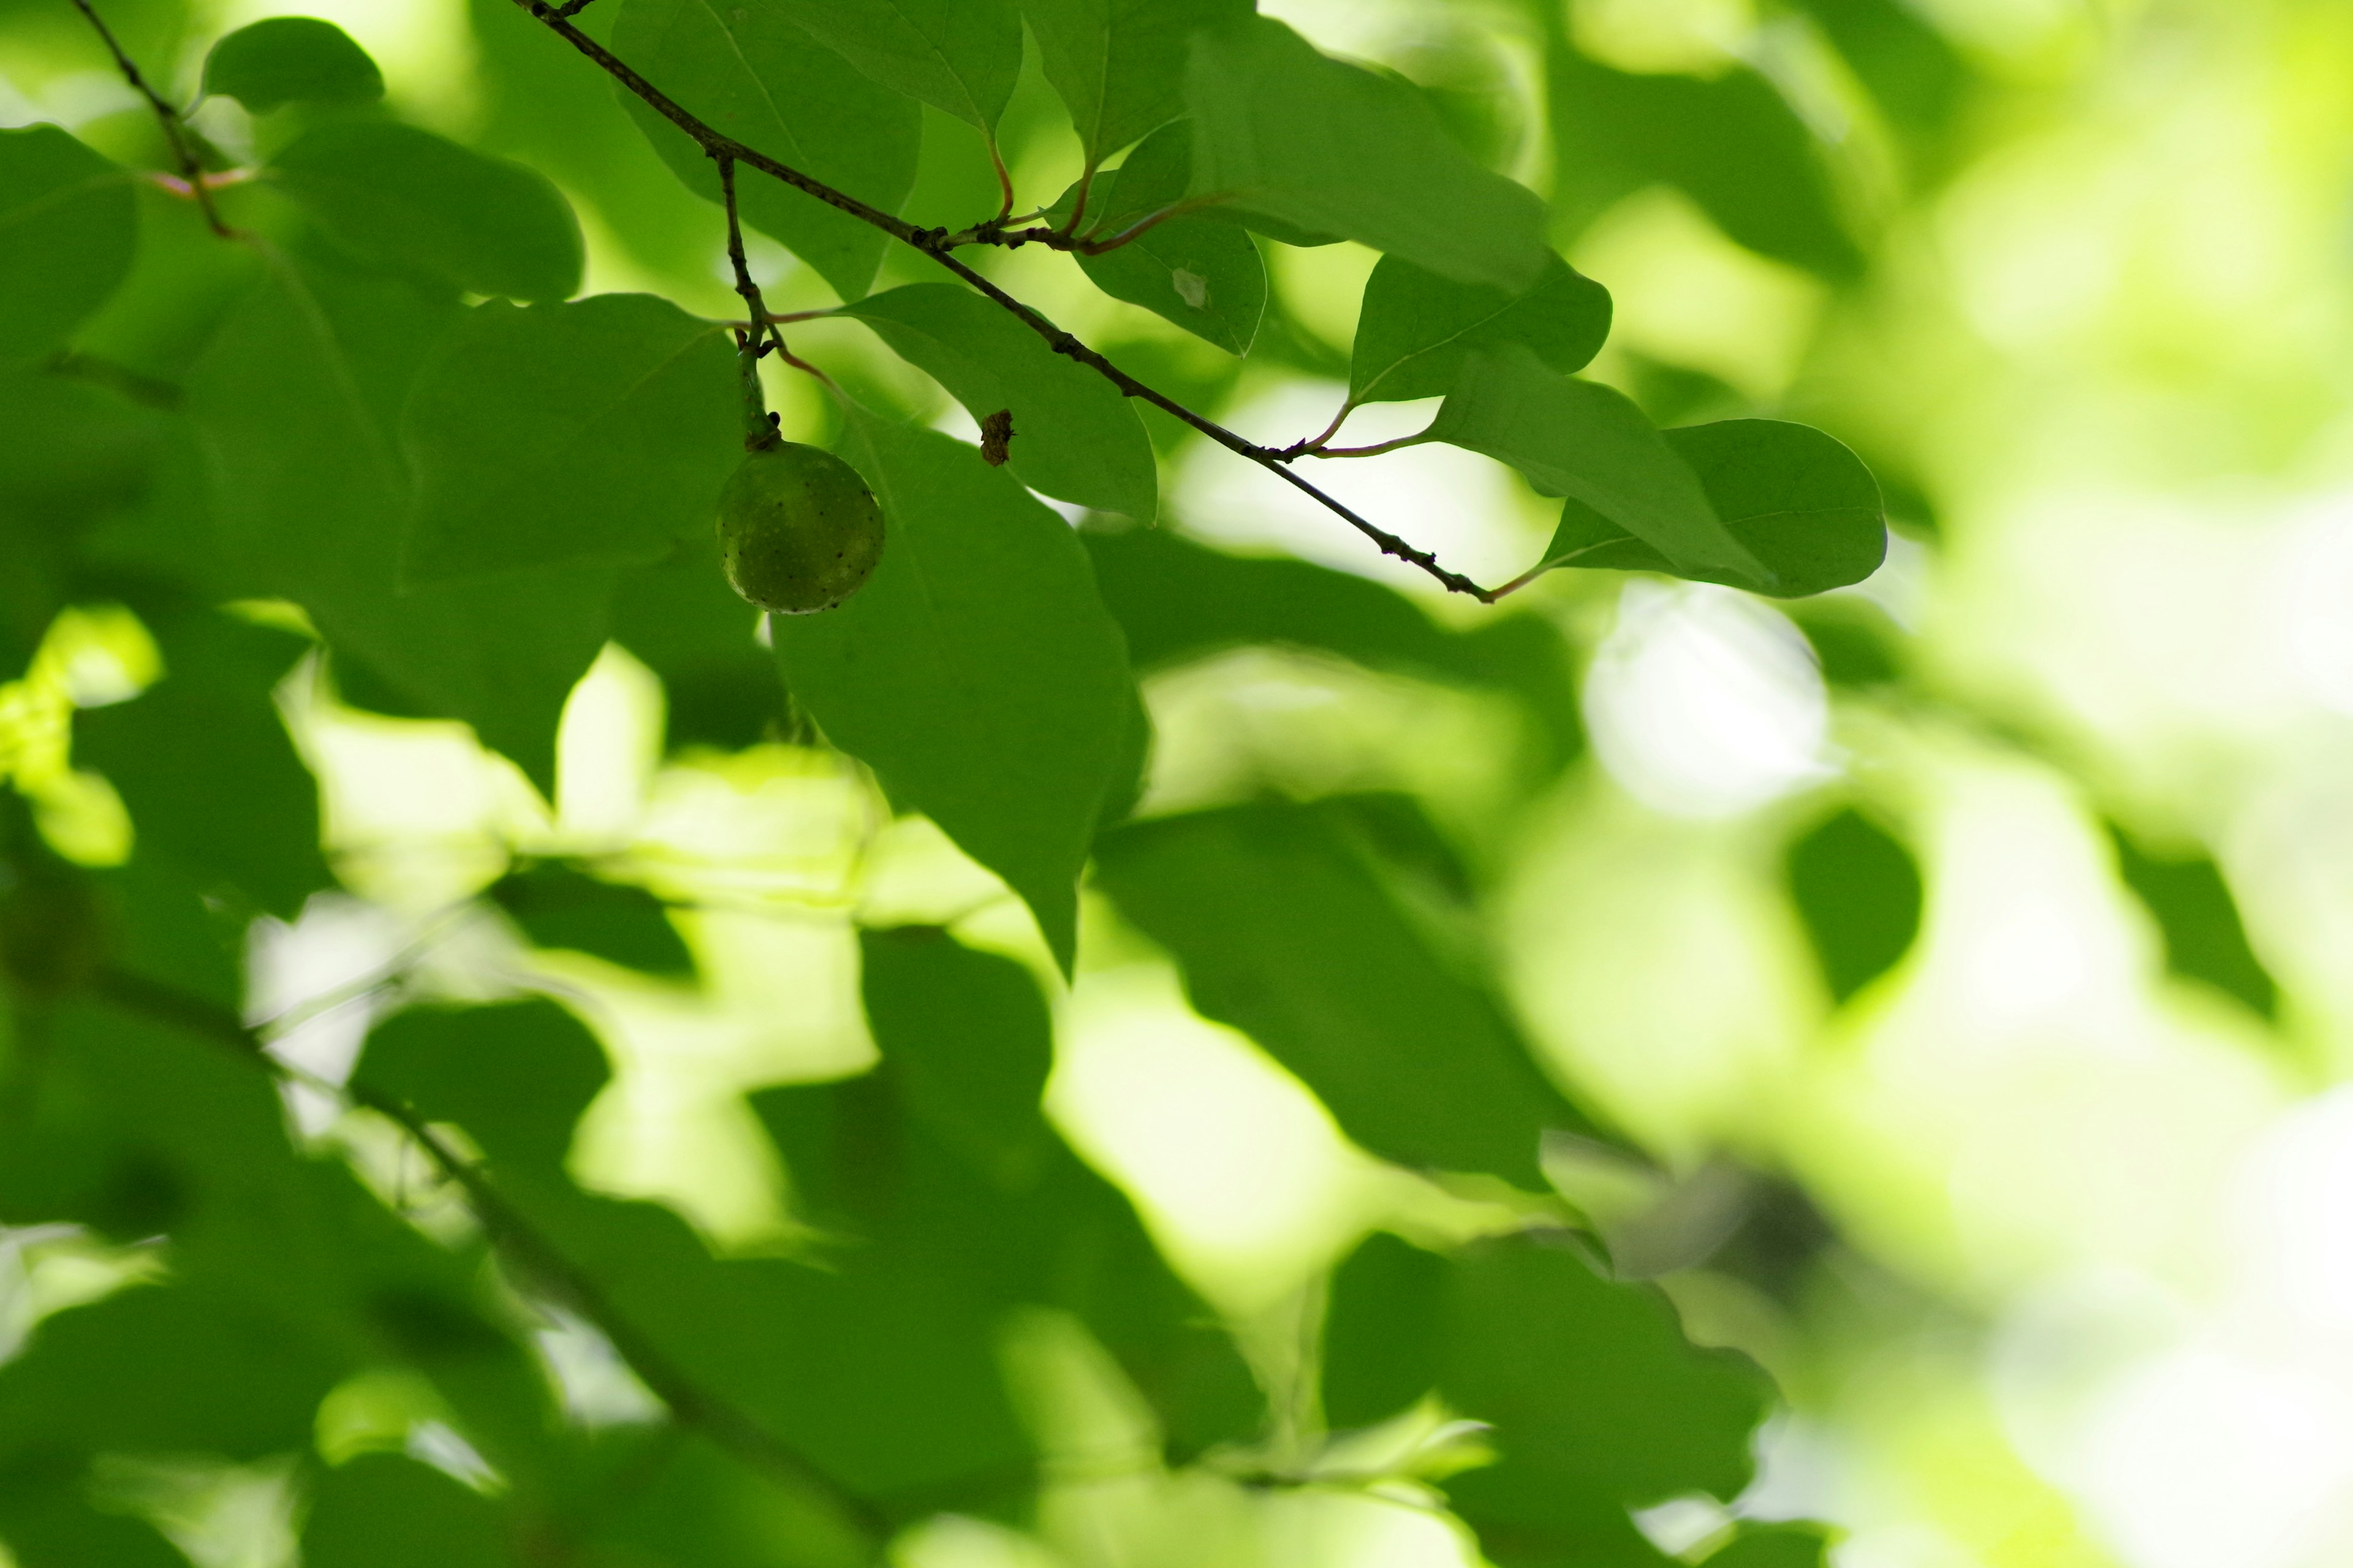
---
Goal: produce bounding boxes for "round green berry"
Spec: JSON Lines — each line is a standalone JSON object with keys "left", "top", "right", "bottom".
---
{"left": 715, "top": 441, "right": 885, "bottom": 615}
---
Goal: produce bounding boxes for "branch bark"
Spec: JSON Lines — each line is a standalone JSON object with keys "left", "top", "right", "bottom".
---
{"left": 65, "top": 0, "right": 233, "bottom": 237}
{"left": 509, "top": 0, "right": 1496, "bottom": 602}
{"left": 91, "top": 967, "right": 892, "bottom": 1559}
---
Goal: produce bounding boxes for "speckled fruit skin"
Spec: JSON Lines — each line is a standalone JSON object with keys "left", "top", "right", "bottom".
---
{"left": 715, "top": 441, "right": 885, "bottom": 614}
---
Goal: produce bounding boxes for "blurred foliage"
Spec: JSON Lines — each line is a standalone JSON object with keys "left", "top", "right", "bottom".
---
{"left": 4, "top": 1, "right": 2349, "bottom": 1567}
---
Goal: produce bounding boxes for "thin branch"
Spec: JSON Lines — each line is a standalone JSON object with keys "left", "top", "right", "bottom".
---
{"left": 1302, "top": 429, "right": 1431, "bottom": 461}
{"left": 509, "top": 0, "right": 1495, "bottom": 602}
{"left": 1076, "top": 197, "right": 1220, "bottom": 256}
{"left": 716, "top": 153, "right": 833, "bottom": 426}
{"left": 66, "top": 0, "right": 233, "bottom": 237}
{"left": 91, "top": 967, "right": 890, "bottom": 1554}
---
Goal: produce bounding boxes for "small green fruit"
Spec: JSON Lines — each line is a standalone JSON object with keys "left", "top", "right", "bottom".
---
{"left": 716, "top": 441, "right": 886, "bottom": 614}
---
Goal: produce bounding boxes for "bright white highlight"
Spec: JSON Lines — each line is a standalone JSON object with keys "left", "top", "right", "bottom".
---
{"left": 1583, "top": 581, "right": 1833, "bottom": 819}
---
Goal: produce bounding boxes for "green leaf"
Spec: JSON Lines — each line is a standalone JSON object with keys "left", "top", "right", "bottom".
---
{"left": 1350, "top": 253, "right": 1610, "bottom": 406}
{"left": 611, "top": 536, "right": 784, "bottom": 752}
{"left": 401, "top": 294, "right": 741, "bottom": 585}
{"left": 1708, "top": 1523, "right": 1836, "bottom": 1568}
{"left": 1325, "top": 1233, "right": 1772, "bottom": 1566}
{"left": 860, "top": 926, "right": 1056, "bottom": 1187}
{"left": 0, "top": 1470, "right": 186, "bottom": 1568}
{"left": 270, "top": 121, "right": 582, "bottom": 303}
{"left": 1184, "top": 17, "right": 1550, "bottom": 290}
{"left": 1093, "top": 801, "right": 1604, "bottom": 1184}
{"left": 1534, "top": 419, "right": 1882, "bottom": 596}
{"left": 491, "top": 862, "right": 695, "bottom": 978}
{"left": 839, "top": 283, "right": 1158, "bottom": 520}
{"left": 360, "top": 1001, "right": 1034, "bottom": 1506}
{"left": 1428, "top": 347, "right": 1764, "bottom": 586}
{"left": 303, "top": 1455, "right": 510, "bottom": 1568}
{"left": 0, "top": 126, "right": 137, "bottom": 363}
{"left": 785, "top": 0, "right": 1021, "bottom": 132}
{"left": 1081, "top": 528, "right": 1583, "bottom": 773}
{"left": 73, "top": 607, "right": 328, "bottom": 922}
{"left": 1536, "top": 420, "right": 1885, "bottom": 597}
{"left": 185, "top": 257, "right": 613, "bottom": 793}
{"left": 770, "top": 414, "right": 1140, "bottom": 972}
{"left": 468, "top": 0, "right": 723, "bottom": 284}
{"left": 1787, "top": 0, "right": 1967, "bottom": 146}
{"left": 612, "top": 0, "right": 922, "bottom": 302}
{"left": 1786, "top": 808, "right": 1921, "bottom": 1005}
{"left": 762, "top": 931, "right": 1260, "bottom": 1458}
{"left": 1051, "top": 124, "right": 1266, "bottom": 355}
{"left": 1548, "top": 46, "right": 1860, "bottom": 281}
{"left": 2109, "top": 822, "right": 2280, "bottom": 1020}
{"left": 1021, "top": 0, "right": 1249, "bottom": 165}
{"left": 201, "top": 17, "right": 385, "bottom": 113}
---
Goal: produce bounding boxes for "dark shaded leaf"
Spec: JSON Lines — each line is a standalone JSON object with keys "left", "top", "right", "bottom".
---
{"left": 762, "top": 930, "right": 1261, "bottom": 1458}
{"left": 771, "top": 414, "right": 1139, "bottom": 972}
{"left": 303, "top": 1454, "right": 512, "bottom": 1568}
{"left": 1537, "top": 420, "right": 1884, "bottom": 597}
{"left": 612, "top": 0, "right": 921, "bottom": 302}
{"left": 1094, "top": 801, "right": 1603, "bottom": 1183}
{"left": 74, "top": 607, "right": 327, "bottom": 920}
{"left": 610, "top": 535, "right": 784, "bottom": 752}
{"left": 360, "top": 1000, "right": 1034, "bottom": 1509}
{"left": 0, "top": 126, "right": 137, "bottom": 364}
{"left": 1185, "top": 17, "right": 1550, "bottom": 289}
{"left": 1785, "top": 808, "right": 1922, "bottom": 1004}
{"left": 491, "top": 862, "right": 694, "bottom": 977}
{"left": 185, "top": 257, "right": 612, "bottom": 793}
{"left": 270, "top": 121, "right": 583, "bottom": 303}
{"left": 401, "top": 294, "right": 741, "bottom": 584}
{"left": 840, "top": 284, "right": 1158, "bottom": 520}
{"left": 1325, "top": 1232, "right": 1771, "bottom": 1567}
{"left": 1350, "top": 253, "right": 1610, "bottom": 406}
{"left": 2109, "top": 822, "right": 2279, "bottom": 1020}
{"left": 201, "top": 17, "right": 384, "bottom": 113}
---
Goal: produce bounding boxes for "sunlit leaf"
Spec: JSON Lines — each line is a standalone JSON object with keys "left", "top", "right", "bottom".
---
{"left": 270, "top": 121, "right": 583, "bottom": 303}
{"left": 401, "top": 294, "right": 741, "bottom": 584}
{"left": 1427, "top": 347, "right": 1764, "bottom": 586}
{"left": 1185, "top": 17, "right": 1550, "bottom": 289}
{"left": 201, "top": 17, "right": 384, "bottom": 113}
{"left": 0, "top": 126, "right": 137, "bottom": 363}
{"left": 1050, "top": 123, "right": 1265, "bottom": 354}
{"left": 1350, "top": 252, "right": 1610, "bottom": 406}
{"left": 840, "top": 283, "right": 1158, "bottom": 520}
{"left": 771, "top": 414, "right": 1140, "bottom": 971}
{"left": 613, "top": 0, "right": 921, "bottom": 301}
{"left": 1022, "top": 0, "right": 1249, "bottom": 165}
{"left": 1536, "top": 419, "right": 1884, "bottom": 597}
{"left": 788, "top": 0, "right": 1022, "bottom": 132}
